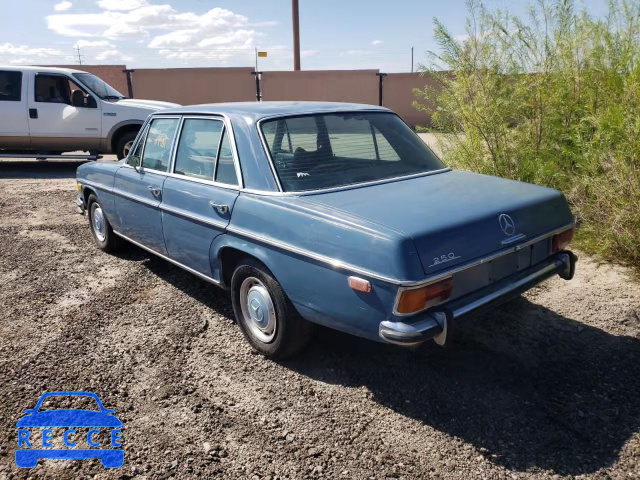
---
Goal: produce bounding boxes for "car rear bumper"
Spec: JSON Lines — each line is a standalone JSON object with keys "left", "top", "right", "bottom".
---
{"left": 378, "top": 250, "right": 577, "bottom": 346}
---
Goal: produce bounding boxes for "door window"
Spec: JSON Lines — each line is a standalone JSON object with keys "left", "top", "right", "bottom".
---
{"left": 174, "top": 119, "right": 224, "bottom": 180}
{"left": 0, "top": 71, "right": 21, "bottom": 101}
{"left": 35, "top": 75, "right": 70, "bottom": 104}
{"left": 215, "top": 130, "right": 239, "bottom": 186}
{"left": 141, "top": 118, "right": 179, "bottom": 172}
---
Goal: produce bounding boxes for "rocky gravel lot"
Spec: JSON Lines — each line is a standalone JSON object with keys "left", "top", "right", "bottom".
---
{"left": 0, "top": 159, "right": 639, "bottom": 480}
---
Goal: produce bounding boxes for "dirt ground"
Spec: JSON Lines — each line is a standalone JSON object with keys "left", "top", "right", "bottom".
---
{"left": 0, "top": 159, "right": 639, "bottom": 480}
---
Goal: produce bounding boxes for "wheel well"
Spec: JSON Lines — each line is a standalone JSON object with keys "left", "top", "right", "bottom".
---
{"left": 111, "top": 124, "right": 141, "bottom": 153}
{"left": 219, "top": 247, "right": 262, "bottom": 288}
{"left": 83, "top": 187, "right": 96, "bottom": 205}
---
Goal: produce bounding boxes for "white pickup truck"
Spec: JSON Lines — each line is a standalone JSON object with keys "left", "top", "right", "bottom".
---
{"left": 0, "top": 65, "right": 178, "bottom": 159}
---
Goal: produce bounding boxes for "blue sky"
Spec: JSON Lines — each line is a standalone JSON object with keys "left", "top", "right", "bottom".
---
{"left": 0, "top": 0, "right": 610, "bottom": 71}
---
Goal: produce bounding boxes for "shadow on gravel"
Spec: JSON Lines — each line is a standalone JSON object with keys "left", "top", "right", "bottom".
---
{"left": 0, "top": 160, "right": 89, "bottom": 179}
{"left": 285, "top": 297, "right": 640, "bottom": 476}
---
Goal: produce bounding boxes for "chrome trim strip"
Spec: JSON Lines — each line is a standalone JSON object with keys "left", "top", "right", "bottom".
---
{"left": 255, "top": 111, "right": 451, "bottom": 196}
{"left": 81, "top": 179, "right": 113, "bottom": 193}
{"left": 113, "top": 230, "right": 220, "bottom": 285}
{"left": 226, "top": 222, "right": 574, "bottom": 288}
{"left": 226, "top": 225, "right": 401, "bottom": 284}
{"left": 111, "top": 187, "right": 159, "bottom": 208}
{"left": 160, "top": 204, "right": 228, "bottom": 229}
{"left": 501, "top": 233, "right": 526, "bottom": 245}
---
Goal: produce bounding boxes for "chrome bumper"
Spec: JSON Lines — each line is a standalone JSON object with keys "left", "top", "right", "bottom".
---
{"left": 379, "top": 251, "right": 577, "bottom": 346}
{"left": 76, "top": 192, "right": 85, "bottom": 215}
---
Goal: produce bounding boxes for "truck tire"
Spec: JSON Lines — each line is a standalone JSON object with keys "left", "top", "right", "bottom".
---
{"left": 115, "top": 131, "right": 138, "bottom": 160}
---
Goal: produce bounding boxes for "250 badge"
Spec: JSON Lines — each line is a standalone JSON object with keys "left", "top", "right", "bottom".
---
{"left": 428, "top": 253, "right": 460, "bottom": 268}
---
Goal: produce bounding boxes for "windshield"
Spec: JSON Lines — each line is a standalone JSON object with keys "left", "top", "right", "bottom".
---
{"left": 260, "top": 112, "right": 445, "bottom": 192}
{"left": 72, "top": 73, "right": 124, "bottom": 99}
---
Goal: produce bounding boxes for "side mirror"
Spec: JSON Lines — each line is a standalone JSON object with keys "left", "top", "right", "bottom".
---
{"left": 86, "top": 96, "right": 97, "bottom": 108}
{"left": 129, "top": 155, "right": 141, "bottom": 169}
{"left": 23, "top": 409, "right": 35, "bottom": 414}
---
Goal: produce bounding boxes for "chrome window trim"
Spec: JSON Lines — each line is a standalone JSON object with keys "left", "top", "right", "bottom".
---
{"left": 255, "top": 111, "right": 450, "bottom": 196}
{"left": 226, "top": 222, "right": 575, "bottom": 288}
{"left": 112, "top": 230, "right": 220, "bottom": 285}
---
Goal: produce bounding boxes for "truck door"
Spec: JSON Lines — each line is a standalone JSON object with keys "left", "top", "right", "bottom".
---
{"left": 27, "top": 73, "right": 102, "bottom": 152}
{"left": 0, "top": 69, "right": 30, "bottom": 148}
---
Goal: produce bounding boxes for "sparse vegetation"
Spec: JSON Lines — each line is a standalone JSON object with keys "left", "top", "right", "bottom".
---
{"left": 415, "top": 0, "right": 640, "bottom": 266}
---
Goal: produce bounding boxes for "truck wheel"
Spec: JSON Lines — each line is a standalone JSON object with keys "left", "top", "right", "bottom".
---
{"left": 231, "top": 259, "right": 312, "bottom": 359}
{"left": 87, "top": 194, "right": 120, "bottom": 253}
{"left": 115, "top": 131, "right": 138, "bottom": 160}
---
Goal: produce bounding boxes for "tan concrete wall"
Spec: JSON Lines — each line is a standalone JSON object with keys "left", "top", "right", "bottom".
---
{"left": 261, "top": 70, "right": 379, "bottom": 105}
{"left": 383, "top": 72, "right": 441, "bottom": 128}
{"left": 130, "top": 67, "right": 256, "bottom": 104}
{"left": 54, "top": 64, "right": 129, "bottom": 96}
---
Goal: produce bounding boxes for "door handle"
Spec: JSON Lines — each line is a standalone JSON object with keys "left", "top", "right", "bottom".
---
{"left": 147, "top": 186, "right": 162, "bottom": 198}
{"left": 209, "top": 201, "right": 229, "bottom": 214}
{"left": 29, "top": 108, "right": 38, "bottom": 119}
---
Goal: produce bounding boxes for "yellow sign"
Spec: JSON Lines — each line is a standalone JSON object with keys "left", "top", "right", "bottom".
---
{"left": 257, "top": 51, "right": 268, "bottom": 58}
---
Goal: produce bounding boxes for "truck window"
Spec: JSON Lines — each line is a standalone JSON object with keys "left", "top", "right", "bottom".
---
{"left": 35, "top": 75, "right": 70, "bottom": 104}
{"left": 0, "top": 71, "right": 22, "bottom": 101}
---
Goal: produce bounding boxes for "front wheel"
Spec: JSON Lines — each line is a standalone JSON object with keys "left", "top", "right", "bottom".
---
{"left": 231, "top": 259, "right": 311, "bottom": 359}
{"left": 87, "top": 194, "right": 120, "bottom": 253}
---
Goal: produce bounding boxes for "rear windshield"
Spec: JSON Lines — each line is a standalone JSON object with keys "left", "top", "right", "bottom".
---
{"left": 260, "top": 112, "right": 445, "bottom": 192}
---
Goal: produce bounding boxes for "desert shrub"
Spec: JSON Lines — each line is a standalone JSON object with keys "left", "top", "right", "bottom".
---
{"left": 415, "top": 0, "right": 640, "bottom": 265}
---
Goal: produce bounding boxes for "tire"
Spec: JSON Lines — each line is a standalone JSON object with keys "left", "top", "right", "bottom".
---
{"left": 115, "top": 131, "right": 138, "bottom": 160}
{"left": 87, "top": 194, "right": 120, "bottom": 253}
{"left": 231, "top": 259, "right": 312, "bottom": 359}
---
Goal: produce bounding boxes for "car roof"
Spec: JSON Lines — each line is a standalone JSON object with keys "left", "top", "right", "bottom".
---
{"left": 0, "top": 65, "right": 87, "bottom": 74}
{"left": 158, "top": 101, "right": 391, "bottom": 122}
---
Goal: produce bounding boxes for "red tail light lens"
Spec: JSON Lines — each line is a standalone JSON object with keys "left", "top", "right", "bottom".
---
{"left": 552, "top": 227, "right": 575, "bottom": 252}
{"left": 395, "top": 277, "right": 453, "bottom": 315}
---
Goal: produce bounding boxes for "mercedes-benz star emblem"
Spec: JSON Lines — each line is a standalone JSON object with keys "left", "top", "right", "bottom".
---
{"left": 498, "top": 214, "right": 516, "bottom": 236}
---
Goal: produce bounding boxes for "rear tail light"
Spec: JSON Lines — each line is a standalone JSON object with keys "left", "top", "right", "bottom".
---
{"left": 552, "top": 227, "right": 575, "bottom": 252}
{"left": 395, "top": 277, "right": 453, "bottom": 315}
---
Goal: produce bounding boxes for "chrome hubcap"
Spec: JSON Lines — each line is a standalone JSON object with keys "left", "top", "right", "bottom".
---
{"left": 240, "top": 277, "right": 276, "bottom": 343}
{"left": 92, "top": 205, "right": 106, "bottom": 242}
{"left": 123, "top": 140, "right": 134, "bottom": 157}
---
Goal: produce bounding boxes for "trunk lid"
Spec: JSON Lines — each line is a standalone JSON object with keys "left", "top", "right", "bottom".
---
{"left": 301, "top": 170, "right": 573, "bottom": 275}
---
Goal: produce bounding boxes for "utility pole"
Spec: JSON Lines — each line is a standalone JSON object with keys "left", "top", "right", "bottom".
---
{"left": 411, "top": 47, "right": 414, "bottom": 73}
{"left": 76, "top": 45, "right": 83, "bottom": 65}
{"left": 292, "top": 0, "right": 301, "bottom": 70}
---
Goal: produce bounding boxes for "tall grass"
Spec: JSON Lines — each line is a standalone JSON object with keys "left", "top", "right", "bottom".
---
{"left": 415, "top": 0, "right": 640, "bottom": 265}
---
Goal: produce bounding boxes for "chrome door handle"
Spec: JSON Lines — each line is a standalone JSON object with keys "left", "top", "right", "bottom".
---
{"left": 148, "top": 186, "right": 162, "bottom": 198}
{"left": 209, "top": 201, "right": 229, "bottom": 214}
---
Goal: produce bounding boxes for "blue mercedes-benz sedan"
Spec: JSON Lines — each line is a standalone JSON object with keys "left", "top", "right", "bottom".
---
{"left": 76, "top": 102, "right": 577, "bottom": 358}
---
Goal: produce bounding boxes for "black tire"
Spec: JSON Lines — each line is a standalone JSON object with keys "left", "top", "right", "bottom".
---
{"left": 231, "top": 259, "right": 312, "bottom": 359}
{"left": 87, "top": 194, "right": 120, "bottom": 253}
{"left": 115, "top": 131, "right": 138, "bottom": 160}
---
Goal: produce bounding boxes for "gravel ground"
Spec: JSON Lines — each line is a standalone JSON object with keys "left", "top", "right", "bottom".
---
{"left": 0, "top": 159, "right": 639, "bottom": 480}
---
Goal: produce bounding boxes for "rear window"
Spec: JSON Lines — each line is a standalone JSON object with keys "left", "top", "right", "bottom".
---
{"left": 260, "top": 112, "right": 444, "bottom": 192}
{"left": 0, "top": 71, "right": 22, "bottom": 101}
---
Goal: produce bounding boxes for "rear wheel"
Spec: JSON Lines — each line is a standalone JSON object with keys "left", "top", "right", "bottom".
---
{"left": 87, "top": 194, "right": 120, "bottom": 252}
{"left": 115, "top": 131, "right": 138, "bottom": 160}
{"left": 231, "top": 259, "right": 311, "bottom": 359}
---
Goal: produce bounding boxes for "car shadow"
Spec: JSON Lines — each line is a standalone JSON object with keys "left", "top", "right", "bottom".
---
{"left": 115, "top": 246, "right": 640, "bottom": 475}
{"left": 0, "top": 160, "right": 89, "bottom": 179}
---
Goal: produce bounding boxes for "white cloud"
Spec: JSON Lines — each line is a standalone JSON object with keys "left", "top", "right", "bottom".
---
{"left": 96, "top": 0, "right": 148, "bottom": 10}
{"left": 339, "top": 49, "right": 371, "bottom": 56}
{"left": 301, "top": 49, "right": 318, "bottom": 58}
{"left": 74, "top": 39, "right": 114, "bottom": 48}
{"left": 371, "top": 40, "right": 383, "bottom": 45}
{"left": 0, "top": 43, "right": 65, "bottom": 57}
{"left": 95, "top": 49, "right": 133, "bottom": 61}
{"left": 54, "top": 1, "right": 73, "bottom": 11}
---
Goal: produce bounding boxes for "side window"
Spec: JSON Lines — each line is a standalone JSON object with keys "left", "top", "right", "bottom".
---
{"left": 174, "top": 119, "right": 223, "bottom": 180}
{"left": 127, "top": 125, "right": 148, "bottom": 166}
{"left": 0, "top": 71, "right": 22, "bottom": 101}
{"left": 35, "top": 75, "right": 70, "bottom": 104}
{"left": 68, "top": 78, "right": 94, "bottom": 108}
{"left": 215, "top": 130, "right": 239, "bottom": 186}
{"left": 140, "top": 118, "right": 179, "bottom": 172}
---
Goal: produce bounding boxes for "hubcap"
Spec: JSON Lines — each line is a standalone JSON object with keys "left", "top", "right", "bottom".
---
{"left": 123, "top": 140, "right": 134, "bottom": 158}
{"left": 92, "top": 205, "right": 106, "bottom": 242}
{"left": 239, "top": 277, "right": 276, "bottom": 343}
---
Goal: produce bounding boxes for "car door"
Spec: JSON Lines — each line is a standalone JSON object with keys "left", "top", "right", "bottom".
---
{"left": 0, "top": 69, "right": 30, "bottom": 148}
{"left": 27, "top": 73, "right": 102, "bottom": 151}
{"left": 113, "top": 116, "right": 181, "bottom": 255}
{"left": 160, "top": 116, "right": 241, "bottom": 277}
